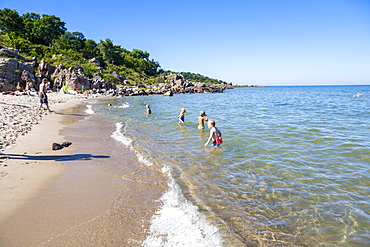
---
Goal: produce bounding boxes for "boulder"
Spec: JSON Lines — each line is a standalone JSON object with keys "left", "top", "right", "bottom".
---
{"left": 0, "top": 47, "right": 19, "bottom": 58}
{"left": 52, "top": 143, "right": 63, "bottom": 150}
{"left": 89, "top": 58, "right": 100, "bottom": 66}
{"left": 0, "top": 58, "right": 34, "bottom": 91}
{"left": 163, "top": 91, "right": 173, "bottom": 96}
{"left": 52, "top": 141, "right": 72, "bottom": 150}
{"left": 38, "top": 60, "right": 55, "bottom": 78}
{"left": 52, "top": 65, "right": 91, "bottom": 91}
{"left": 20, "top": 70, "right": 36, "bottom": 90}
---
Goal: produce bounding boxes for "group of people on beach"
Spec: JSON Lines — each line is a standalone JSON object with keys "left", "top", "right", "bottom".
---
{"left": 177, "top": 108, "right": 223, "bottom": 147}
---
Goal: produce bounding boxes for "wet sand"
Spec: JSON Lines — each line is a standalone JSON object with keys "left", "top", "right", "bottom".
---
{"left": 0, "top": 96, "right": 168, "bottom": 246}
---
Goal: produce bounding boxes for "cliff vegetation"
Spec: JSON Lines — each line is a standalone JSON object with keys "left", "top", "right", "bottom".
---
{"left": 0, "top": 8, "right": 227, "bottom": 87}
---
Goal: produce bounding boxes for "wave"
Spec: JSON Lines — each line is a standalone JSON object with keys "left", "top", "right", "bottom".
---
{"left": 84, "top": 105, "right": 95, "bottom": 114}
{"left": 117, "top": 103, "right": 130, "bottom": 108}
{"left": 111, "top": 122, "right": 132, "bottom": 146}
{"left": 143, "top": 166, "right": 222, "bottom": 247}
{"left": 111, "top": 122, "right": 223, "bottom": 246}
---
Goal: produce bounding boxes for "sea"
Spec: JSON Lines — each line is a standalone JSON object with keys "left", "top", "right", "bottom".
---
{"left": 79, "top": 85, "right": 369, "bottom": 246}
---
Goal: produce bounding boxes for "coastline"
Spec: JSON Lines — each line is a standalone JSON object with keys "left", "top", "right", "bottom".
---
{"left": 0, "top": 94, "right": 85, "bottom": 223}
{"left": 0, "top": 93, "right": 168, "bottom": 246}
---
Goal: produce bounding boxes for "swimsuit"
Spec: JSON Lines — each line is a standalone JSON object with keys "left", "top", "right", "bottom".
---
{"left": 198, "top": 125, "right": 205, "bottom": 129}
{"left": 212, "top": 141, "right": 220, "bottom": 147}
{"left": 179, "top": 116, "right": 184, "bottom": 124}
{"left": 39, "top": 92, "right": 48, "bottom": 104}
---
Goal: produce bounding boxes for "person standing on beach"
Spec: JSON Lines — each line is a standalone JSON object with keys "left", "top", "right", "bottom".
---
{"left": 178, "top": 108, "right": 186, "bottom": 124}
{"left": 198, "top": 111, "right": 208, "bottom": 129}
{"left": 39, "top": 78, "right": 53, "bottom": 112}
{"left": 205, "top": 120, "right": 222, "bottom": 147}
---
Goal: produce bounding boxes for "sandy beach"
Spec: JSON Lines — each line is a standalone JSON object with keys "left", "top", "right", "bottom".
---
{"left": 0, "top": 93, "right": 87, "bottom": 222}
{"left": 0, "top": 92, "right": 168, "bottom": 246}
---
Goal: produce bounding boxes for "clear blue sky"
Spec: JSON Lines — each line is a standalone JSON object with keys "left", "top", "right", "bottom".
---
{"left": 2, "top": 0, "right": 370, "bottom": 85}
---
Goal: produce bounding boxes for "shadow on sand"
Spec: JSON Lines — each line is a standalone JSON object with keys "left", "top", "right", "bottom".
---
{"left": 7, "top": 153, "right": 110, "bottom": 161}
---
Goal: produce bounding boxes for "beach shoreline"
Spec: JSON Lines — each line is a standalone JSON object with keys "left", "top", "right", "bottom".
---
{"left": 0, "top": 93, "right": 168, "bottom": 246}
{"left": 0, "top": 94, "right": 87, "bottom": 223}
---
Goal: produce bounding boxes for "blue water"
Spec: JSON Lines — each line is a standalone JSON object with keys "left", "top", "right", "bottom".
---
{"left": 94, "top": 85, "right": 369, "bottom": 246}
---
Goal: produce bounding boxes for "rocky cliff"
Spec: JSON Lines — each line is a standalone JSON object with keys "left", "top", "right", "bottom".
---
{"left": 0, "top": 47, "right": 229, "bottom": 96}
{"left": 0, "top": 47, "right": 36, "bottom": 91}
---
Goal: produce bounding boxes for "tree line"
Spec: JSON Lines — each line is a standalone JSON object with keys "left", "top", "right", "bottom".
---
{"left": 0, "top": 8, "right": 226, "bottom": 85}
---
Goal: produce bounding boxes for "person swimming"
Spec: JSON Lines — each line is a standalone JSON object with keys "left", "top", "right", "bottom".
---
{"left": 353, "top": 93, "right": 364, "bottom": 97}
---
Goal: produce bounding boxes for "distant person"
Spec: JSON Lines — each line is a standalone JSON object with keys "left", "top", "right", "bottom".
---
{"left": 146, "top": 104, "right": 152, "bottom": 114}
{"left": 108, "top": 103, "right": 129, "bottom": 108}
{"left": 178, "top": 108, "right": 186, "bottom": 124}
{"left": 205, "top": 120, "right": 223, "bottom": 147}
{"left": 353, "top": 93, "right": 364, "bottom": 97}
{"left": 39, "top": 78, "right": 53, "bottom": 112}
{"left": 198, "top": 111, "right": 208, "bottom": 129}
{"left": 61, "top": 85, "right": 68, "bottom": 94}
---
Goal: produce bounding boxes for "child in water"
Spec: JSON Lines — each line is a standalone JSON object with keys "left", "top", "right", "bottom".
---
{"left": 198, "top": 111, "right": 208, "bottom": 129}
{"left": 178, "top": 108, "right": 186, "bottom": 124}
{"left": 146, "top": 104, "right": 152, "bottom": 114}
{"left": 205, "top": 120, "right": 223, "bottom": 147}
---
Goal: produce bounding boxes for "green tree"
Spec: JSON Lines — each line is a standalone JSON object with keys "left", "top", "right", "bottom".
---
{"left": 53, "top": 31, "right": 86, "bottom": 51}
{"left": 81, "top": 39, "right": 99, "bottom": 59}
{"left": 21, "top": 13, "right": 66, "bottom": 45}
{"left": 0, "top": 33, "right": 33, "bottom": 54}
{"left": 97, "top": 38, "right": 123, "bottom": 65}
{"left": 131, "top": 49, "right": 149, "bottom": 60}
{"left": 0, "top": 8, "right": 24, "bottom": 35}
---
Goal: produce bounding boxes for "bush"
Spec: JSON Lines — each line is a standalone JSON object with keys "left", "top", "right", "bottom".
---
{"left": 82, "top": 62, "right": 98, "bottom": 77}
{"left": 102, "top": 73, "right": 120, "bottom": 84}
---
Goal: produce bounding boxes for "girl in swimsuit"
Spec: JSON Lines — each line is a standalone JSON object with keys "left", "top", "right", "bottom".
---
{"left": 178, "top": 108, "right": 186, "bottom": 124}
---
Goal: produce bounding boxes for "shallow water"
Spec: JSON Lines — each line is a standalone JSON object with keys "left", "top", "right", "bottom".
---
{"left": 94, "top": 86, "right": 369, "bottom": 246}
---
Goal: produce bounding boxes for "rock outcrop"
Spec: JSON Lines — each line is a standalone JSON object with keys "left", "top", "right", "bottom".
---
{"left": 20, "top": 70, "right": 37, "bottom": 90}
{"left": 52, "top": 65, "right": 92, "bottom": 91}
{"left": 0, "top": 47, "right": 230, "bottom": 96}
{"left": 0, "top": 58, "right": 35, "bottom": 91}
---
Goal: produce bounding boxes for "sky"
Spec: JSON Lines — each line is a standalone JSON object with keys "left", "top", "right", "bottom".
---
{"left": 1, "top": 0, "right": 370, "bottom": 86}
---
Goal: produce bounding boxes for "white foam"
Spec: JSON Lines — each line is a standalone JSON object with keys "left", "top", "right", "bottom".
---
{"left": 117, "top": 103, "right": 129, "bottom": 108}
{"left": 136, "top": 152, "right": 153, "bottom": 167}
{"left": 142, "top": 166, "right": 223, "bottom": 247}
{"left": 85, "top": 105, "right": 95, "bottom": 114}
{"left": 111, "top": 123, "right": 222, "bottom": 246}
{"left": 111, "top": 122, "right": 132, "bottom": 146}
{"left": 111, "top": 123, "right": 153, "bottom": 166}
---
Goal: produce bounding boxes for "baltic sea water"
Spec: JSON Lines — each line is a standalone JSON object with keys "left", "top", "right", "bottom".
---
{"left": 93, "top": 85, "right": 369, "bottom": 246}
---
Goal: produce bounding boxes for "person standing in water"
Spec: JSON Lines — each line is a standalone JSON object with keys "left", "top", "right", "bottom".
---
{"left": 178, "top": 108, "right": 186, "bottom": 124}
{"left": 198, "top": 111, "right": 208, "bottom": 129}
{"left": 146, "top": 104, "right": 152, "bottom": 114}
{"left": 205, "top": 120, "right": 222, "bottom": 147}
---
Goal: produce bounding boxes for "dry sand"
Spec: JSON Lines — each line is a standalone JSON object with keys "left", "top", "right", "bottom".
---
{"left": 0, "top": 94, "right": 86, "bottom": 222}
{"left": 0, "top": 92, "right": 167, "bottom": 246}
